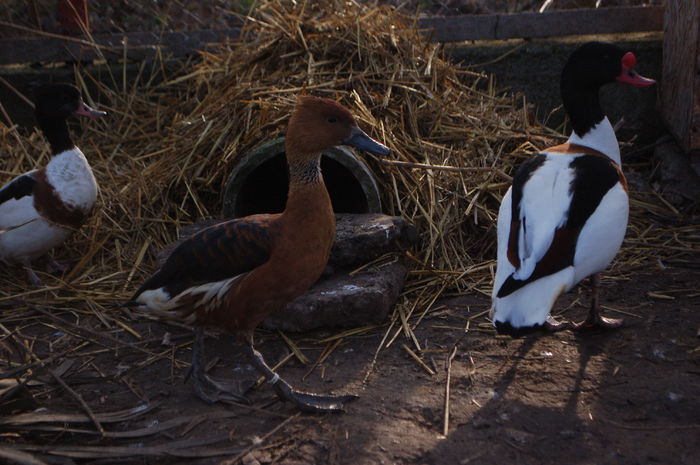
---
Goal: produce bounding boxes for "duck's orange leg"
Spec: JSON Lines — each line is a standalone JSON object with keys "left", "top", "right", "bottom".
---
{"left": 189, "top": 328, "right": 250, "bottom": 404}
{"left": 572, "top": 273, "right": 624, "bottom": 331}
{"left": 244, "top": 335, "right": 357, "bottom": 413}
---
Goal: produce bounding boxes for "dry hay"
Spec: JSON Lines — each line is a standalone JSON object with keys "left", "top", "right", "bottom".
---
{"left": 1, "top": 1, "right": 697, "bottom": 353}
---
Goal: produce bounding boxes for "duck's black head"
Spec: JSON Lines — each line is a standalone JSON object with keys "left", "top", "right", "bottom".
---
{"left": 563, "top": 42, "right": 625, "bottom": 91}
{"left": 35, "top": 84, "right": 106, "bottom": 122}
{"left": 34, "top": 84, "right": 106, "bottom": 154}
{"left": 560, "top": 42, "right": 655, "bottom": 138}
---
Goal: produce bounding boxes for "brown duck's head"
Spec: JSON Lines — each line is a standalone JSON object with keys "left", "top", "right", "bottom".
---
{"left": 285, "top": 95, "right": 389, "bottom": 163}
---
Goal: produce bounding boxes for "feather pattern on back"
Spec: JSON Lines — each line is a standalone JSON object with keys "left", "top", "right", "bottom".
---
{"left": 133, "top": 215, "right": 277, "bottom": 305}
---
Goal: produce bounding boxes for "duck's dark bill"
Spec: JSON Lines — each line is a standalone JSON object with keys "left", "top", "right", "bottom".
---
{"left": 343, "top": 126, "right": 390, "bottom": 156}
{"left": 75, "top": 102, "right": 107, "bottom": 118}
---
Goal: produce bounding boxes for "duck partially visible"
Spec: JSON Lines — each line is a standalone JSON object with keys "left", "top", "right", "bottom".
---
{"left": 130, "top": 96, "right": 390, "bottom": 412}
{"left": 0, "top": 83, "right": 106, "bottom": 285}
{"left": 491, "top": 42, "right": 655, "bottom": 337}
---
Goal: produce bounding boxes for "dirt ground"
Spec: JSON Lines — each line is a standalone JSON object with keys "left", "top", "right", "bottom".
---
{"left": 0, "top": 2, "right": 696, "bottom": 464}
{"left": 2, "top": 265, "right": 698, "bottom": 465}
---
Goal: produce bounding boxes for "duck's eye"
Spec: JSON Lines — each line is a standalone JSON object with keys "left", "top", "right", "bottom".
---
{"left": 327, "top": 116, "right": 338, "bottom": 123}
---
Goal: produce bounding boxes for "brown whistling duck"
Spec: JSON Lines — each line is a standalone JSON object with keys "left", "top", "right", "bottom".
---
{"left": 491, "top": 42, "right": 655, "bottom": 337}
{"left": 130, "top": 96, "right": 390, "bottom": 412}
{"left": 0, "top": 84, "right": 106, "bottom": 285}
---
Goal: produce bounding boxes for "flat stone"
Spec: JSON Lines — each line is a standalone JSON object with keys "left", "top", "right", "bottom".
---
{"left": 265, "top": 213, "right": 415, "bottom": 331}
{"left": 329, "top": 213, "right": 418, "bottom": 269}
{"left": 261, "top": 259, "right": 407, "bottom": 331}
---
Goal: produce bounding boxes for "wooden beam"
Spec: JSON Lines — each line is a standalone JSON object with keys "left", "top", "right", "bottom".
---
{"left": 0, "top": 6, "right": 664, "bottom": 65}
{"left": 0, "top": 28, "right": 241, "bottom": 65}
{"left": 417, "top": 6, "right": 664, "bottom": 43}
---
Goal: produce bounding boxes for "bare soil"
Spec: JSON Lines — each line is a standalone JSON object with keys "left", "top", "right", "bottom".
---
{"left": 2, "top": 266, "right": 698, "bottom": 465}
{"left": 0, "top": 2, "right": 695, "bottom": 465}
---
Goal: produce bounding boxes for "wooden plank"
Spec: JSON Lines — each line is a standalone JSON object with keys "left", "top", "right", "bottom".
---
{"left": 0, "top": 28, "right": 241, "bottom": 65}
{"left": 0, "top": 6, "right": 663, "bottom": 65}
{"left": 661, "top": 0, "right": 700, "bottom": 152}
{"left": 418, "top": 6, "right": 664, "bottom": 42}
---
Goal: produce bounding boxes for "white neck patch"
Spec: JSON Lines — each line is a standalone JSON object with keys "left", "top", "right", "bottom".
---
{"left": 45, "top": 147, "right": 98, "bottom": 210}
{"left": 567, "top": 117, "right": 621, "bottom": 165}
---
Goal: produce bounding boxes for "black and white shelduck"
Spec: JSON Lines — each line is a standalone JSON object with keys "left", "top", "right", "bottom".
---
{"left": 0, "top": 84, "right": 106, "bottom": 285}
{"left": 491, "top": 42, "right": 655, "bottom": 337}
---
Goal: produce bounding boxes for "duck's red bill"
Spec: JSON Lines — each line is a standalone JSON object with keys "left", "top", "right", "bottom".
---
{"left": 74, "top": 101, "right": 107, "bottom": 118}
{"left": 616, "top": 52, "right": 655, "bottom": 87}
{"left": 616, "top": 69, "right": 656, "bottom": 87}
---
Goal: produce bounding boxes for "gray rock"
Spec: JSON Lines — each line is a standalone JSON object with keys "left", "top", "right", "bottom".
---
{"left": 329, "top": 213, "right": 418, "bottom": 269}
{"left": 262, "top": 260, "right": 407, "bottom": 331}
{"left": 266, "top": 213, "right": 415, "bottom": 331}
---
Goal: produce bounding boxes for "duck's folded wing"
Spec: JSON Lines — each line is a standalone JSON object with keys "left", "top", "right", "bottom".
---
{"left": 498, "top": 153, "right": 623, "bottom": 298}
{"left": 132, "top": 215, "right": 277, "bottom": 299}
{"left": 0, "top": 172, "right": 37, "bottom": 205}
{"left": 498, "top": 155, "right": 576, "bottom": 298}
{"left": 507, "top": 155, "right": 574, "bottom": 278}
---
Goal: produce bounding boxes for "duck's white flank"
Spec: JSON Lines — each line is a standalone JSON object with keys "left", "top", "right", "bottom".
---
{"left": 0, "top": 196, "right": 71, "bottom": 264}
{"left": 572, "top": 182, "right": 628, "bottom": 282}
{"left": 491, "top": 184, "right": 575, "bottom": 328}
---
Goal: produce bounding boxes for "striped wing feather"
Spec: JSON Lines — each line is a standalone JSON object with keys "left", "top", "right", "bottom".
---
{"left": 133, "top": 214, "right": 278, "bottom": 299}
{"left": 0, "top": 172, "right": 37, "bottom": 206}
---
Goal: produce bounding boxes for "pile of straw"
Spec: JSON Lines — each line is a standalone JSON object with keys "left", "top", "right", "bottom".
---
{"left": 1, "top": 0, "right": 694, "bottom": 325}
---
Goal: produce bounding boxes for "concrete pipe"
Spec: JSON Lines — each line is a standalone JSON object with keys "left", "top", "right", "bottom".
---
{"left": 222, "top": 138, "right": 382, "bottom": 218}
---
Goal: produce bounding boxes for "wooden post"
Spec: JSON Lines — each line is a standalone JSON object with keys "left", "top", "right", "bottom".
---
{"left": 661, "top": 0, "right": 700, "bottom": 154}
{"left": 56, "top": 0, "right": 90, "bottom": 35}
